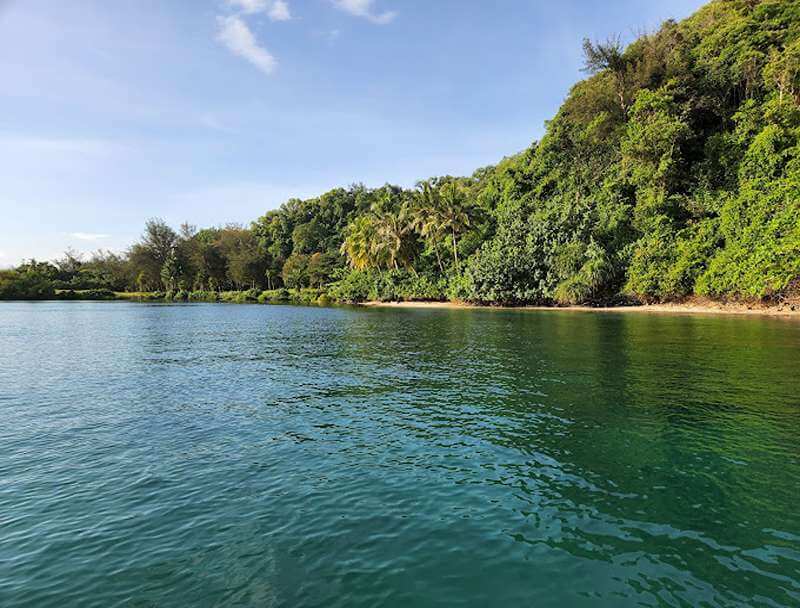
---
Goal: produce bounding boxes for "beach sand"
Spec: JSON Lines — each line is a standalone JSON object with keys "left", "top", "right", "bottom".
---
{"left": 362, "top": 298, "right": 800, "bottom": 317}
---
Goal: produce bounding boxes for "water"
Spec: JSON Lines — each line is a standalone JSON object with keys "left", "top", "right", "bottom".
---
{"left": 1, "top": 302, "right": 799, "bottom": 607}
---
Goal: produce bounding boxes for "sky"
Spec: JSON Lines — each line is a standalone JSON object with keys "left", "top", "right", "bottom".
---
{"left": 0, "top": 0, "right": 707, "bottom": 266}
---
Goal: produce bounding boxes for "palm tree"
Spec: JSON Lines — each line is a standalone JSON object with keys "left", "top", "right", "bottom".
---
{"left": 341, "top": 205, "right": 417, "bottom": 272}
{"left": 411, "top": 180, "right": 476, "bottom": 275}
{"left": 411, "top": 181, "right": 446, "bottom": 273}
{"left": 373, "top": 206, "right": 416, "bottom": 271}
{"left": 437, "top": 181, "right": 475, "bottom": 274}
{"left": 341, "top": 215, "right": 380, "bottom": 270}
{"left": 438, "top": 182, "right": 473, "bottom": 275}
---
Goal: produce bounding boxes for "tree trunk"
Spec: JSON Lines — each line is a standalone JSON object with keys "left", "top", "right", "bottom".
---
{"left": 451, "top": 228, "right": 459, "bottom": 275}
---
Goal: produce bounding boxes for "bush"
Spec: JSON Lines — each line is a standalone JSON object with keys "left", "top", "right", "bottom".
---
{"left": 219, "top": 291, "right": 244, "bottom": 303}
{"left": 214, "top": 289, "right": 263, "bottom": 304}
{"left": 0, "top": 270, "right": 56, "bottom": 300}
{"left": 458, "top": 220, "right": 549, "bottom": 305}
{"left": 697, "top": 178, "right": 800, "bottom": 300}
{"left": 328, "top": 269, "right": 376, "bottom": 303}
{"left": 329, "top": 269, "right": 448, "bottom": 303}
{"left": 243, "top": 288, "right": 261, "bottom": 301}
{"left": 293, "top": 288, "right": 326, "bottom": 305}
{"left": 56, "top": 289, "right": 116, "bottom": 301}
{"left": 189, "top": 290, "right": 219, "bottom": 302}
{"left": 258, "top": 288, "right": 290, "bottom": 304}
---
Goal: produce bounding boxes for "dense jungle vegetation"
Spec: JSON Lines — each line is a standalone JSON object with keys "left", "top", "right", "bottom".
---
{"left": 3, "top": 0, "right": 799, "bottom": 305}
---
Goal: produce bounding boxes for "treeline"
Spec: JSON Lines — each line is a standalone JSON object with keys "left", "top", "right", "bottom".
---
{"left": 3, "top": 0, "right": 799, "bottom": 305}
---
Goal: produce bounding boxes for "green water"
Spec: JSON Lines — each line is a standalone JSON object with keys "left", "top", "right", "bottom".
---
{"left": 1, "top": 302, "right": 799, "bottom": 607}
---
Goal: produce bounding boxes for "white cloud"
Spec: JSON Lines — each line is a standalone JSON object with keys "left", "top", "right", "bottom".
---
{"left": 198, "top": 112, "right": 234, "bottom": 133}
{"left": 226, "top": 0, "right": 268, "bottom": 15}
{"left": 226, "top": 0, "right": 291, "bottom": 21}
{"left": 216, "top": 15, "right": 277, "bottom": 75}
{"left": 268, "top": 0, "right": 291, "bottom": 22}
{"left": 69, "top": 232, "right": 110, "bottom": 241}
{"left": 332, "top": 0, "right": 396, "bottom": 24}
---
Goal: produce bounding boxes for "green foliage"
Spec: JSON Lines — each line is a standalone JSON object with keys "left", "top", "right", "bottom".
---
{"left": 330, "top": 269, "right": 448, "bottom": 303}
{"left": 572, "top": 0, "right": 800, "bottom": 305}
{"left": 7, "top": 0, "right": 800, "bottom": 308}
{"left": 189, "top": 290, "right": 220, "bottom": 302}
{"left": 458, "top": 217, "right": 549, "bottom": 305}
{"left": 56, "top": 289, "right": 117, "bottom": 301}
{"left": 328, "top": 268, "right": 378, "bottom": 302}
{"left": 282, "top": 254, "right": 310, "bottom": 289}
{"left": 698, "top": 174, "right": 800, "bottom": 299}
{"left": 257, "top": 288, "right": 290, "bottom": 304}
{"left": 0, "top": 261, "right": 58, "bottom": 300}
{"left": 622, "top": 87, "right": 692, "bottom": 221}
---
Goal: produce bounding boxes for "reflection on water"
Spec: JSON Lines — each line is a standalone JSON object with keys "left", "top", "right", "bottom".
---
{"left": 1, "top": 302, "right": 799, "bottom": 607}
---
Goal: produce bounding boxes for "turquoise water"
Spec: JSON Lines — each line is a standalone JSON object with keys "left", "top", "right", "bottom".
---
{"left": 1, "top": 302, "right": 799, "bottom": 607}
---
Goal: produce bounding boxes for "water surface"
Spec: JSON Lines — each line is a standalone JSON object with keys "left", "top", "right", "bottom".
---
{"left": 1, "top": 302, "right": 799, "bottom": 607}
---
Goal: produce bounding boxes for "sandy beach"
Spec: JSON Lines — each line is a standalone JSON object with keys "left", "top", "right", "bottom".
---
{"left": 362, "top": 299, "right": 800, "bottom": 317}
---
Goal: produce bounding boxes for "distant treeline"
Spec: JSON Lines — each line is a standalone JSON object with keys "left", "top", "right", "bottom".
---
{"left": 2, "top": 0, "right": 799, "bottom": 305}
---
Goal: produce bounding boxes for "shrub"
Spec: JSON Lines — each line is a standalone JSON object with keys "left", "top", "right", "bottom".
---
{"left": 0, "top": 270, "right": 55, "bottom": 300}
{"left": 56, "top": 289, "right": 116, "bottom": 301}
{"left": 189, "top": 290, "right": 219, "bottom": 302}
{"left": 329, "top": 269, "right": 378, "bottom": 303}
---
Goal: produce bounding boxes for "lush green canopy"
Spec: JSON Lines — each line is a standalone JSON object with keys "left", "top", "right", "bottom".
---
{"left": 5, "top": 0, "right": 799, "bottom": 306}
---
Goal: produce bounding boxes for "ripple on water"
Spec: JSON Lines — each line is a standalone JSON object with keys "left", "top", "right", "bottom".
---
{"left": 0, "top": 302, "right": 799, "bottom": 607}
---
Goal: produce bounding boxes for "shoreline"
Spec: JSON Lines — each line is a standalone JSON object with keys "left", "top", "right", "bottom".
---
{"left": 5, "top": 293, "right": 799, "bottom": 318}
{"left": 362, "top": 299, "right": 800, "bottom": 317}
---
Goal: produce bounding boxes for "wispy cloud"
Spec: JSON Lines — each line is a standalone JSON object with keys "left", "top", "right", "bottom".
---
{"left": 331, "top": 0, "right": 396, "bottom": 24}
{"left": 216, "top": 15, "right": 277, "bottom": 75}
{"left": 69, "top": 232, "right": 110, "bottom": 241}
{"left": 226, "top": 0, "right": 291, "bottom": 21}
{"left": 226, "top": 0, "right": 267, "bottom": 15}
{"left": 268, "top": 1, "right": 291, "bottom": 22}
{"left": 198, "top": 112, "right": 236, "bottom": 133}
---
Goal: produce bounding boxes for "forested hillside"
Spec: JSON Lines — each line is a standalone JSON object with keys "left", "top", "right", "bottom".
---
{"left": 3, "top": 0, "right": 799, "bottom": 305}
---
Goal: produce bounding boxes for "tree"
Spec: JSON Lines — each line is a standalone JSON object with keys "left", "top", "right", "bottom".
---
{"left": 55, "top": 248, "right": 84, "bottom": 276}
{"left": 437, "top": 182, "right": 475, "bottom": 275}
{"left": 129, "top": 219, "right": 178, "bottom": 290}
{"left": 620, "top": 87, "right": 692, "bottom": 226}
{"left": 282, "top": 253, "right": 309, "bottom": 288}
{"left": 213, "top": 227, "right": 267, "bottom": 290}
{"left": 160, "top": 249, "right": 182, "bottom": 292}
{"left": 764, "top": 42, "right": 800, "bottom": 105}
{"left": 411, "top": 181, "right": 446, "bottom": 272}
{"left": 0, "top": 260, "right": 59, "bottom": 300}
{"left": 341, "top": 215, "right": 381, "bottom": 271}
{"left": 80, "top": 250, "right": 132, "bottom": 291}
{"left": 141, "top": 218, "right": 178, "bottom": 265}
{"left": 412, "top": 181, "right": 475, "bottom": 275}
{"left": 307, "top": 252, "right": 337, "bottom": 288}
{"left": 372, "top": 206, "right": 416, "bottom": 271}
{"left": 582, "top": 37, "right": 632, "bottom": 113}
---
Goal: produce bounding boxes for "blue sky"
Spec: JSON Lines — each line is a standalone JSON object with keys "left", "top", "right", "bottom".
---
{"left": 0, "top": 0, "right": 706, "bottom": 265}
